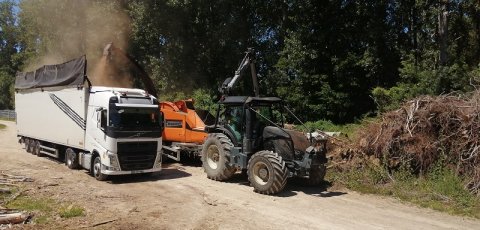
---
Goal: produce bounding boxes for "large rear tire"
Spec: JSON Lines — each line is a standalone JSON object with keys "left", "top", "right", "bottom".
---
{"left": 247, "top": 151, "right": 288, "bottom": 195}
{"left": 201, "top": 133, "right": 236, "bottom": 181}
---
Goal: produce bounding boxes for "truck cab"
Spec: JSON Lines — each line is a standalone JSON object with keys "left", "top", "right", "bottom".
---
{"left": 82, "top": 87, "right": 163, "bottom": 180}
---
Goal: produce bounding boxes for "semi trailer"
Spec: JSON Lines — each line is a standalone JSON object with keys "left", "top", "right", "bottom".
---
{"left": 14, "top": 56, "right": 163, "bottom": 180}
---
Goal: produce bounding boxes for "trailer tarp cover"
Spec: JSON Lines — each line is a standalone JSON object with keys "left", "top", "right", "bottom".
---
{"left": 15, "top": 56, "right": 86, "bottom": 89}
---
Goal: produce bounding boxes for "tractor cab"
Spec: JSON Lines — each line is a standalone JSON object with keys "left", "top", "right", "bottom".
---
{"left": 210, "top": 96, "right": 283, "bottom": 151}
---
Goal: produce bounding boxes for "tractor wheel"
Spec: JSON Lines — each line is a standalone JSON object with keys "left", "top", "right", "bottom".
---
{"left": 305, "top": 164, "right": 326, "bottom": 186}
{"left": 201, "top": 133, "right": 236, "bottom": 181}
{"left": 247, "top": 151, "right": 288, "bottom": 195}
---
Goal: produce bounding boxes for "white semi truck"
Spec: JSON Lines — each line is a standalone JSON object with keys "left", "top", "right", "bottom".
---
{"left": 14, "top": 56, "right": 163, "bottom": 180}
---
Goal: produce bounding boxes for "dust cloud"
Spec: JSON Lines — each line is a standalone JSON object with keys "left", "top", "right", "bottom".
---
{"left": 21, "top": 0, "right": 134, "bottom": 88}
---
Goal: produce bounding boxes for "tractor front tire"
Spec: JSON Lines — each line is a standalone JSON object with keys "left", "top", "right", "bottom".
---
{"left": 201, "top": 133, "right": 236, "bottom": 181}
{"left": 247, "top": 151, "right": 288, "bottom": 195}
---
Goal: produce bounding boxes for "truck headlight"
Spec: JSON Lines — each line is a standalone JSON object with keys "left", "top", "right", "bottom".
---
{"left": 107, "top": 152, "right": 121, "bottom": 171}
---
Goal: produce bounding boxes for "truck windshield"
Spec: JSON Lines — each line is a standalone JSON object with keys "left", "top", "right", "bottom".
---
{"left": 109, "top": 106, "right": 161, "bottom": 130}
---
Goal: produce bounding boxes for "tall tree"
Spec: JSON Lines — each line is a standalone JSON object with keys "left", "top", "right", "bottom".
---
{"left": 0, "top": 0, "right": 21, "bottom": 109}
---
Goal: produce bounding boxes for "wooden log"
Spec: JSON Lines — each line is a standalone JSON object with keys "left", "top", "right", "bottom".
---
{"left": 0, "top": 188, "right": 11, "bottom": 194}
{"left": 0, "top": 212, "right": 30, "bottom": 224}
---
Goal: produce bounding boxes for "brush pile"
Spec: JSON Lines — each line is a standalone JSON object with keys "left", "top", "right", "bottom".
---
{"left": 356, "top": 92, "right": 480, "bottom": 195}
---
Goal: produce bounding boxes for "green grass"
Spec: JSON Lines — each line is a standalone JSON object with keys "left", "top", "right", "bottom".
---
{"left": 0, "top": 185, "right": 17, "bottom": 202}
{"left": 299, "top": 117, "right": 377, "bottom": 138}
{"left": 0, "top": 123, "right": 5, "bottom": 130}
{"left": 59, "top": 204, "right": 85, "bottom": 218}
{"left": 6, "top": 195, "right": 85, "bottom": 223}
{"left": 0, "top": 117, "right": 15, "bottom": 121}
{"left": 6, "top": 196, "right": 56, "bottom": 212}
{"left": 328, "top": 163, "right": 480, "bottom": 218}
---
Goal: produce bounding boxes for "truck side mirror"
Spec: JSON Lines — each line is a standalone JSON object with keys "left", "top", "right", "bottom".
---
{"left": 96, "top": 108, "right": 107, "bottom": 131}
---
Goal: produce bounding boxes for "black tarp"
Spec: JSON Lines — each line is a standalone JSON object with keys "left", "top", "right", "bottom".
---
{"left": 15, "top": 56, "right": 86, "bottom": 90}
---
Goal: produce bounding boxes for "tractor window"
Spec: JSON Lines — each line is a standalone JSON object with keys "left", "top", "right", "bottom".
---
{"left": 225, "top": 106, "right": 244, "bottom": 141}
{"left": 252, "top": 105, "right": 283, "bottom": 126}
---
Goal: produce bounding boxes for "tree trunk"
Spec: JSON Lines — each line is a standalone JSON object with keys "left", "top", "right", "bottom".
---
{"left": 438, "top": 0, "right": 449, "bottom": 66}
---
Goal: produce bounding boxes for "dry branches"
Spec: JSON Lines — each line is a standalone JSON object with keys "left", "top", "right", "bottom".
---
{"left": 356, "top": 93, "right": 480, "bottom": 195}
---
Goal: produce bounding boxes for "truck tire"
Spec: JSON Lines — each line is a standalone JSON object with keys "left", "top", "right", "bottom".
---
{"left": 305, "top": 164, "right": 326, "bottom": 186}
{"left": 32, "top": 140, "right": 41, "bottom": 156}
{"left": 25, "top": 138, "right": 33, "bottom": 153}
{"left": 65, "top": 148, "right": 80, "bottom": 169}
{"left": 201, "top": 133, "right": 236, "bottom": 181}
{"left": 23, "top": 138, "right": 30, "bottom": 153}
{"left": 247, "top": 151, "right": 288, "bottom": 195}
{"left": 92, "top": 156, "right": 108, "bottom": 181}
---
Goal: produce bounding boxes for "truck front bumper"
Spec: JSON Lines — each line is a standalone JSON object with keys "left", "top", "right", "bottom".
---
{"left": 101, "top": 167, "right": 161, "bottom": 175}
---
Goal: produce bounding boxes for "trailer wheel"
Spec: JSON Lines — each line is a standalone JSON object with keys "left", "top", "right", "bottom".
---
{"left": 92, "top": 156, "right": 108, "bottom": 181}
{"left": 25, "top": 138, "right": 34, "bottom": 153}
{"left": 201, "top": 133, "right": 236, "bottom": 181}
{"left": 23, "top": 138, "right": 30, "bottom": 153}
{"left": 32, "top": 140, "right": 41, "bottom": 156}
{"left": 65, "top": 148, "right": 80, "bottom": 169}
{"left": 247, "top": 151, "right": 288, "bottom": 195}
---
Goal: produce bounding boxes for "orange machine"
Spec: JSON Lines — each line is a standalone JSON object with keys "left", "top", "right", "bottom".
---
{"left": 161, "top": 99, "right": 208, "bottom": 161}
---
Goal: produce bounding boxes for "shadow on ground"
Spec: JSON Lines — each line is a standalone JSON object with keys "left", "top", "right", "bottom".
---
{"left": 108, "top": 168, "right": 192, "bottom": 184}
{"left": 224, "top": 171, "right": 347, "bottom": 198}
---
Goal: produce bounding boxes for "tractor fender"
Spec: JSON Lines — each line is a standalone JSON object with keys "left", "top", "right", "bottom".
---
{"left": 206, "top": 126, "right": 240, "bottom": 146}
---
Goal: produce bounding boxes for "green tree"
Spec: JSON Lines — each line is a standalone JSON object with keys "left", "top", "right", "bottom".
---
{"left": 0, "top": 0, "right": 22, "bottom": 109}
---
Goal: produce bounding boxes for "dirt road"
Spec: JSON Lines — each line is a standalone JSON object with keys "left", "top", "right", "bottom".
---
{"left": 1, "top": 121, "right": 479, "bottom": 229}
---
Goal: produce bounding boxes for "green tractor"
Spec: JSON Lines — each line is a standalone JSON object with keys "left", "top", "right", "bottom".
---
{"left": 201, "top": 49, "right": 328, "bottom": 195}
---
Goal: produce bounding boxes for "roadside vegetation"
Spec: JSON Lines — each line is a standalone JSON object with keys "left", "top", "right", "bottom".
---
{"left": 5, "top": 195, "right": 85, "bottom": 224}
{"left": 327, "top": 162, "right": 480, "bottom": 218}
{"left": 321, "top": 92, "right": 480, "bottom": 219}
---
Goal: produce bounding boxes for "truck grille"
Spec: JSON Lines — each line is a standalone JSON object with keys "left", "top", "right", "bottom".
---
{"left": 117, "top": 141, "right": 157, "bottom": 171}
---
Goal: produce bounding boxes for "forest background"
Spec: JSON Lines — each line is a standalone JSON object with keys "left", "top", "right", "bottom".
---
{"left": 1, "top": 0, "right": 479, "bottom": 124}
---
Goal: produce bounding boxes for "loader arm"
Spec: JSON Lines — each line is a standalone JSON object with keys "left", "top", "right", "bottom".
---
{"left": 220, "top": 48, "right": 259, "bottom": 97}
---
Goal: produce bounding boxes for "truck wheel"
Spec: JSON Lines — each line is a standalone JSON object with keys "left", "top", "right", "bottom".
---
{"left": 32, "top": 140, "right": 41, "bottom": 156}
{"left": 24, "top": 138, "right": 30, "bottom": 153}
{"left": 305, "top": 164, "right": 326, "bottom": 186}
{"left": 26, "top": 138, "right": 34, "bottom": 153}
{"left": 65, "top": 148, "right": 80, "bottom": 169}
{"left": 201, "top": 133, "right": 236, "bottom": 181}
{"left": 247, "top": 151, "right": 288, "bottom": 195}
{"left": 92, "top": 156, "right": 108, "bottom": 181}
